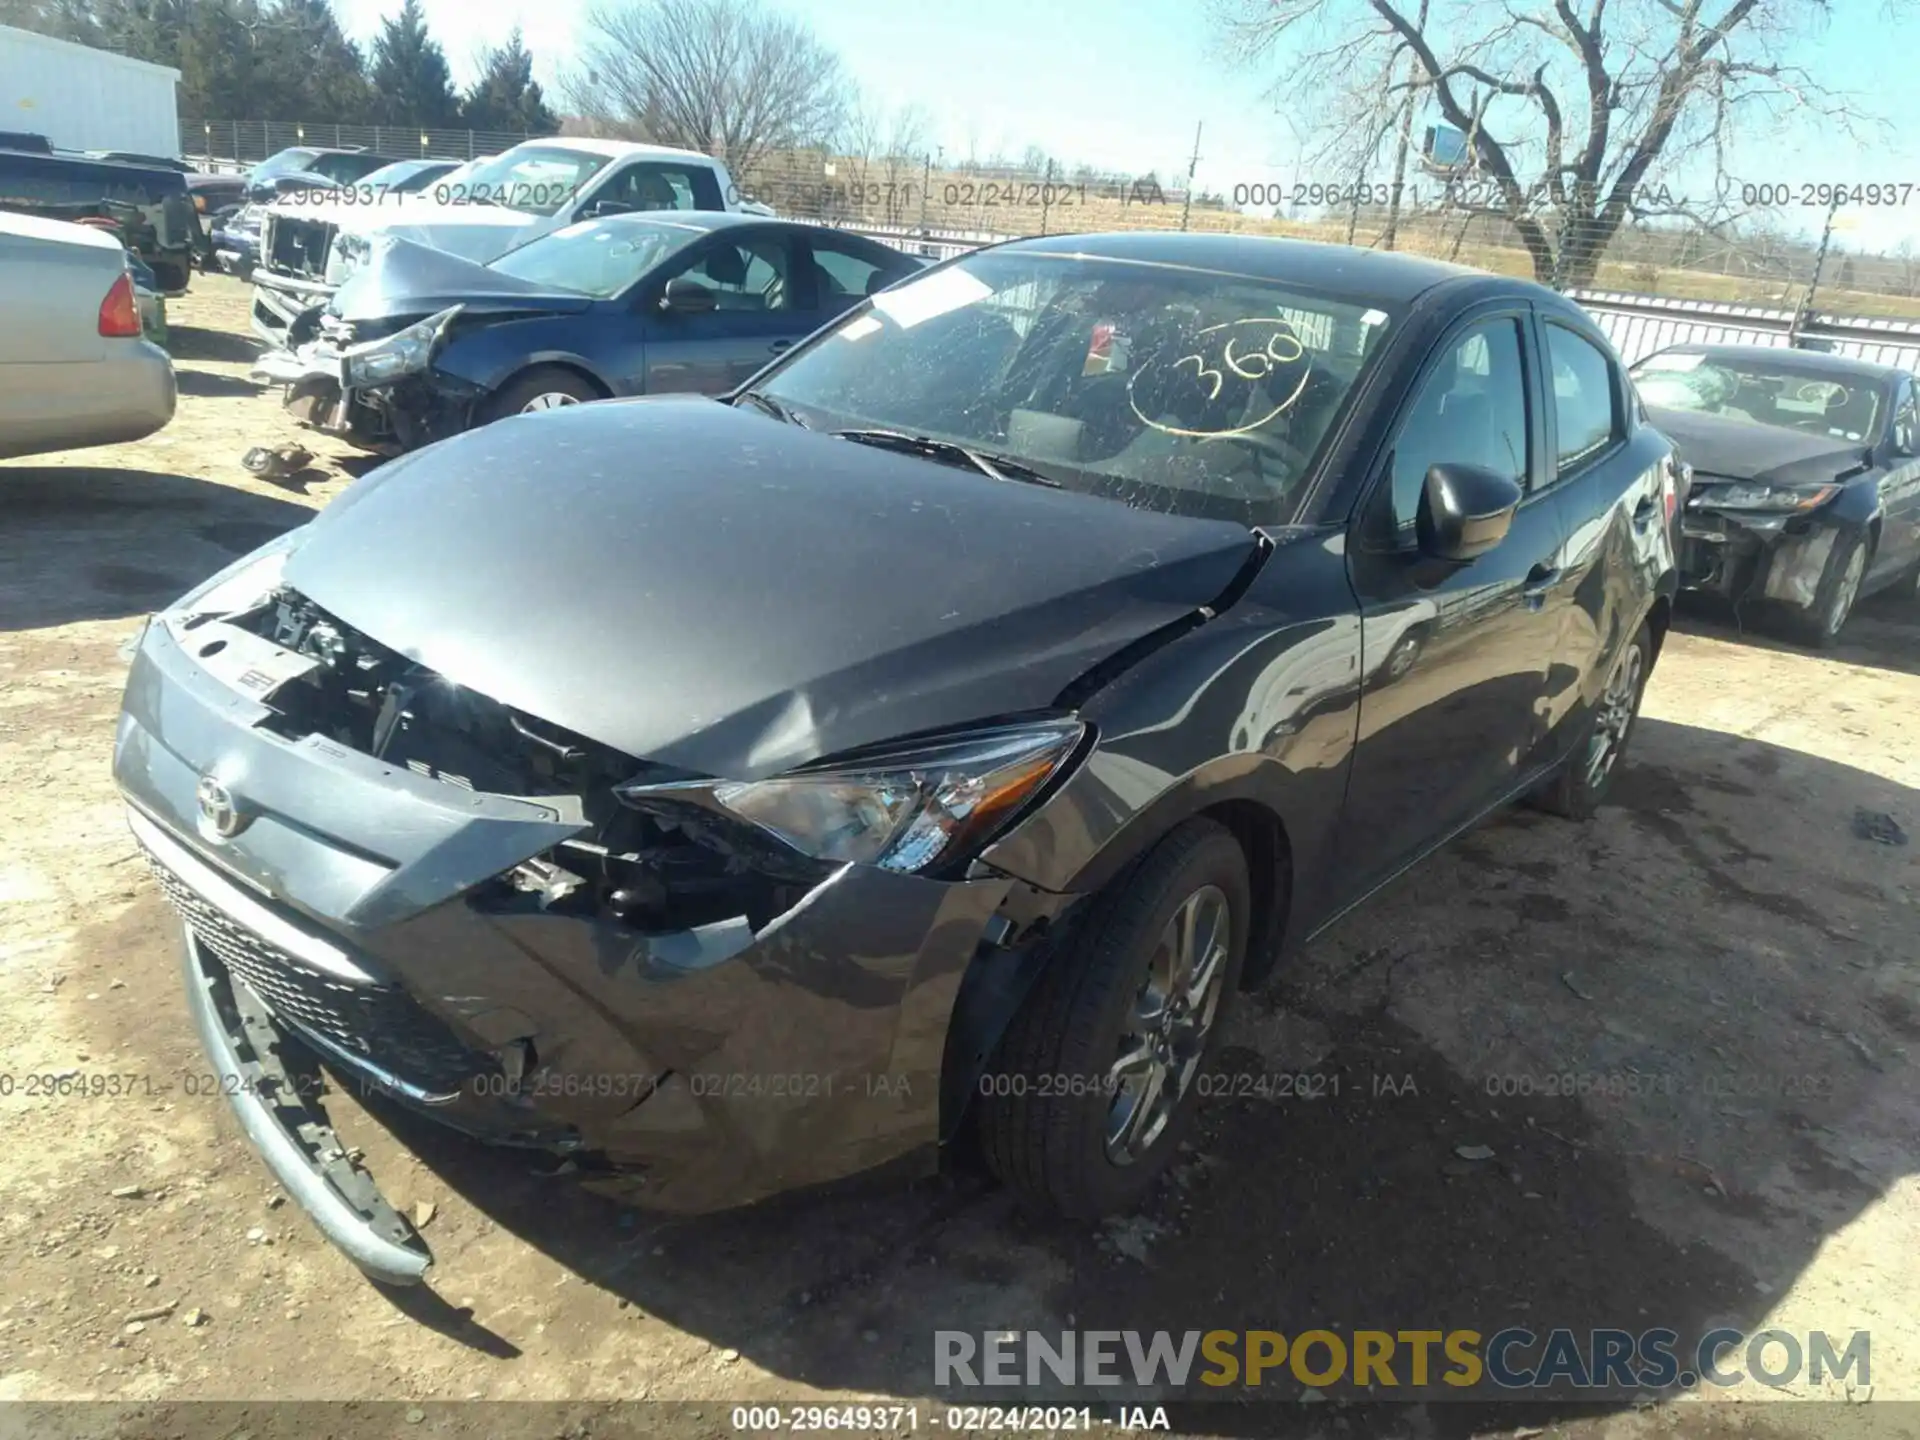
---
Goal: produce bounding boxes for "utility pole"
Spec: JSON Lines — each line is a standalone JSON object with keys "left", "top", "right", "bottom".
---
{"left": 1788, "top": 188, "right": 1844, "bottom": 347}
{"left": 1180, "top": 122, "right": 1203, "bottom": 231}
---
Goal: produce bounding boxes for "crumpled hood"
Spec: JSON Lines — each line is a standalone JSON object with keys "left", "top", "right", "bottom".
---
{"left": 283, "top": 396, "right": 1260, "bottom": 779}
{"left": 328, "top": 236, "right": 592, "bottom": 323}
{"left": 1649, "top": 405, "right": 1871, "bottom": 489}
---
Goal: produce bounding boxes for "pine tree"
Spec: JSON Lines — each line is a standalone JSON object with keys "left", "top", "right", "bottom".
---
{"left": 368, "top": 0, "right": 459, "bottom": 130}
{"left": 462, "top": 27, "right": 556, "bottom": 134}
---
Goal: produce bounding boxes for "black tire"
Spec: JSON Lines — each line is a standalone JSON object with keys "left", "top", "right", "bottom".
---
{"left": 978, "top": 817, "right": 1251, "bottom": 1219}
{"left": 481, "top": 367, "right": 604, "bottom": 425}
{"left": 1534, "top": 621, "right": 1652, "bottom": 821}
{"left": 1782, "top": 529, "right": 1869, "bottom": 649}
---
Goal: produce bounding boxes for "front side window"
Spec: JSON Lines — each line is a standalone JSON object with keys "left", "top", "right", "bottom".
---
{"left": 1546, "top": 324, "right": 1621, "bottom": 473}
{"left": 665, "top": 236, "right": 794, "bottom": 310}
{"left": 750, "top": 252, "right": 1396, "bottom": 525}
{"left": 1382, "top": 318, "right": 1530, "bottom": 542}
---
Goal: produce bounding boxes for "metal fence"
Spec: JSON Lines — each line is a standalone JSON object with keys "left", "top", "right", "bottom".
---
{"left": 181, "top": 120, "right": 551, "bottom": 169}
{"left": 1570, "top": 290, "right": 1920, "bottom": 370}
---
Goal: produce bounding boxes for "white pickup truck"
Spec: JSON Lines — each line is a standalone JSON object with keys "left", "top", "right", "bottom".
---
{"left": 250, "top": 138, "right": 751, "bottom": 344}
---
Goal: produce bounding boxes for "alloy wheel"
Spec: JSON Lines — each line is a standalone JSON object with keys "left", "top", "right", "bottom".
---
{"left": 1105, "top": 884, "right": 1232, "bottom": 1165}
{"left": 1822, "top": 542, "right": 1867, "bottom": 639}
{"left": 522, "top": 393, "right": 582, "bottom": 413}
{"left": 1583, "top": 641, "right": 1645, "bottom": 790}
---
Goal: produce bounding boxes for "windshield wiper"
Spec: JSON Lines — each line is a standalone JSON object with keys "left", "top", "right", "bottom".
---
{"left": 735, "top": 391, "right": 810, "bottom": 428}
{"left": 832, "top": 429, "right": 1061, "bottom": 487}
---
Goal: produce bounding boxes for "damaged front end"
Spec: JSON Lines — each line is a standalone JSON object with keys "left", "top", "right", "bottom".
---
{"left": 253, "top": 306, "right": 479, "bottom": 455}
{"left": 1679, "top": 476, "right": 1854, "bottom": 607}
{"left": 115, "top": 543, "right": 1062, "bottom": 1279}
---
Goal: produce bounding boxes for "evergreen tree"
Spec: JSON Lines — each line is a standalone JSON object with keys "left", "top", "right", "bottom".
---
{"left": 368, "top": 0, "right": 459, "bottom": 130}
{"left": 462, "top": 27, "right": 556, "bottom": 134}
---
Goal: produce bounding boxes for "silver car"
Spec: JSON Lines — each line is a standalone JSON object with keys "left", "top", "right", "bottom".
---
{"left": 0, "top": 213, "right": 177, "bottom": 461}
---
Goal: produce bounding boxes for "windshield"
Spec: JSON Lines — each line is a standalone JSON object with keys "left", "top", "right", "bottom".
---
{"left": 447, "top": 146, "right": 611, "bottom": 216}
{"left": 489, "top": 217, "right": 698, "bottom": 297}
{"left": 1633, "top": 352, "right": 1884, "bottom": 443}
{"left": 750, "top": 251, "right": 1395, "bottom": 524}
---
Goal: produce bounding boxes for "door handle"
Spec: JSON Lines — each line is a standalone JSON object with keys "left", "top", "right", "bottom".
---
{"left": 1522, "top": 561, "right": 1561, "bottom": 608}
{"left": 1632, "top": 496, "right": 1657, "bottom": 526}
{"left": 768, "top": 339, "right": 793, "bottom": 354}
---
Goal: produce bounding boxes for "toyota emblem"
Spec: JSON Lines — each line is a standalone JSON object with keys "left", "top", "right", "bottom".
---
{"left": 195, "top": 775, "right": 249, "bottom": 841}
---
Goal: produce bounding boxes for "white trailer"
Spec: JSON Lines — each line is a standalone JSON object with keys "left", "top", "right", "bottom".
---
{"left": 0, "top": 25, "right": 181, "bottom": 157}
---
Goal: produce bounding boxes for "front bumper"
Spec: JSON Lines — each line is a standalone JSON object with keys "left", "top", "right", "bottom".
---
{"left": 252, "top": 267, "right": 337, "bottom": 347}
{"left": 255, "top": 341, "right": 477, "bottom": 453}
{"left": 1680, "top": 506, "right": 1844, "bottom": 609}
{"left": 115, "top": 614, "right": 1013, "bottom": 1269}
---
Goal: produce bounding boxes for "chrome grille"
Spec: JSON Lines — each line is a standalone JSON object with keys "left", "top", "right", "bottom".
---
{"left": 141, "top": 848, "right": 493, "bottom": 1098}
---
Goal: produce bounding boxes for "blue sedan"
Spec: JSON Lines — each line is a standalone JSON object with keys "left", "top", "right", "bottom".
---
{"left": 256, "top": 213, "right": 924, "bottom": 453}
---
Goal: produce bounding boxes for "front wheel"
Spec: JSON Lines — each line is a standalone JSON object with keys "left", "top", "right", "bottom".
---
{"left": 1783, "top": 529, "right": 1868, "bottom": 649}
{"left": 977, "top": 817, "right": 1250, "bottom": 1219}
{"left": 1534, "top": 621, "right": 1651, "bottom": 821}
{"left": 481, "top": 367, "right": 604, "bottom": 425}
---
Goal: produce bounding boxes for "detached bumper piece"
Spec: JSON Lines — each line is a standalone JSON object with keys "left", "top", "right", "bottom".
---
{"left": 178, "top": 926, "right": 432, "bottom": 1286}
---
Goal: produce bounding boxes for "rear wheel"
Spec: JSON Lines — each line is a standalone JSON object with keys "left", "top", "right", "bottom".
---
{"left": 977, "top": 818, "right": 1250, "bottom": 1219}
{"left": 482, "top": 367, "right": 604, "bottom": 425}
{"left": 1534, "top": 621, "right": 1651, "bottom": 821}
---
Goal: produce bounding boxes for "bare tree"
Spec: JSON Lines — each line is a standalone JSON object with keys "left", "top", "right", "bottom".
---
{"left": 1215, "top": 0, "right": 1902, "bottom": 289}
{"left": 565, "top": 0, "right": 851, "bottom": 178}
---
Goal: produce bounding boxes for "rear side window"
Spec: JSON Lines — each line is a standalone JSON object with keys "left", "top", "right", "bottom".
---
{"left": 1383, "top": 317, "right": 1530, "bottom": 541}
{"left": 1546, "top": 324, "right": 1622, "bottom": 473}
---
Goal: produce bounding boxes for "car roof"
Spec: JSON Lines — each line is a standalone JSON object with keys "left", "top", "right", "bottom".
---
{"left": 996, "top": 230, "right": 1509, "bottom": 305}
{"left": 585, "top": 212, "right": 845, "bottom": 238}
{"left": 1644, "top": 343, "right": 1907, "bottom": 383}
{"left": 504, "top": 136, "right": 723, "bottom": 167}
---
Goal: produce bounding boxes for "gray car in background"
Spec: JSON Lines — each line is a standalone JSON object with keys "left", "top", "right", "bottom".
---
{"left": 0, "top": 213, "right": 176, "bottom": 460}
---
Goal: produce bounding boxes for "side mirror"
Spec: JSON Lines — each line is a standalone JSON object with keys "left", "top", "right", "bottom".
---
{"left": 1416, "top": 462, "right": 1523, "bottom": 563}
{"left": 658, "top": 276, "right": 717, "bottom": 315}
{"left": 581, "top": 198, "right": 634, "bottom": 220}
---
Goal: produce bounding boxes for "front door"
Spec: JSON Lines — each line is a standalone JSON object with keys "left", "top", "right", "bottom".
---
{"left": 1336, "top": 310, "right": 1569, "bottom": 894}
{"left": 641, "top": 231, "right": 803, "bottom": 394}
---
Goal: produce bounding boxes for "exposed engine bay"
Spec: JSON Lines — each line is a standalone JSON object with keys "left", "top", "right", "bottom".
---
{"left": 210, "top": 586, "right": 832, "bottom": 936}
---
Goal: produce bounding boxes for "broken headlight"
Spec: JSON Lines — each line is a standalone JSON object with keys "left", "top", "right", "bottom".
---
{"left": 343, "top": 306, "right": 461, "bottom": 387}
{"left": 1698, "top": 481, "right": 1839, "bottom": 512}
{"left": 619, "top": 720, "right": 1085, "bottom": 874}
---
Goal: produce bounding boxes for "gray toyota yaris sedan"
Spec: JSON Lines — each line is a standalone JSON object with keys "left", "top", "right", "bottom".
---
{"left": 116, "top": 231, "right": 1679, "bottom": 1283}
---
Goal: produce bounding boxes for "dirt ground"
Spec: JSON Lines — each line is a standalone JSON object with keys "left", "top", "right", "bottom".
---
{"left": 0, "top": 274, "right": 1916, "bottom": 1440}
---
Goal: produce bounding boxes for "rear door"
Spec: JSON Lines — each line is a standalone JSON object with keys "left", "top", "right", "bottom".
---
{"left": 1336, "top": 304, "right": 1568, "bottom": 891}
{"left": 1530, "top": 312, "right": 1670, "bottom": 760}
{"left": 639, "top": 230, "right": 804, "bottom": 393}
{"left": 1869, "top": 376, "right": 1920, "bottom": 584}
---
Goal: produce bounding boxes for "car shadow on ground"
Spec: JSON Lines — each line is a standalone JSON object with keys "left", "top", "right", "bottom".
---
{"left": 343, "top": 717, "right": 1915, "bottom": 1436}
{"left": 167, "top": 325, "right": 264, "bottom": 365}
{"left": 174, "top": 369, "right": 265, "bottom": 399}
{"left": 1675, "top": 589, "right": 1920, "bottom": 678}
{"left": 0, "top": 465, "right": 310, "bottom": 631}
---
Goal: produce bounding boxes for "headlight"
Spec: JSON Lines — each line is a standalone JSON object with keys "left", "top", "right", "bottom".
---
{"left": 619, "top": 720, "right": 1086, "bottom": 874}
{"left": 343, "top": 306, "right": 461, "bottom": 387}
{"left": 325, "top": 232, "right": 372, "bottom": 286}
{"left": 164, "top": 529, "right": 304, "bottom": 620}
{"left": 1697, "top": 481, "right": 1839, "bottom": 512}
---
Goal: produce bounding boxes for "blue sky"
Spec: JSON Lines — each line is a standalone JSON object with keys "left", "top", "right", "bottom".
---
{"left": 335, "top": 0, "right": 1920, "bottom": 254}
